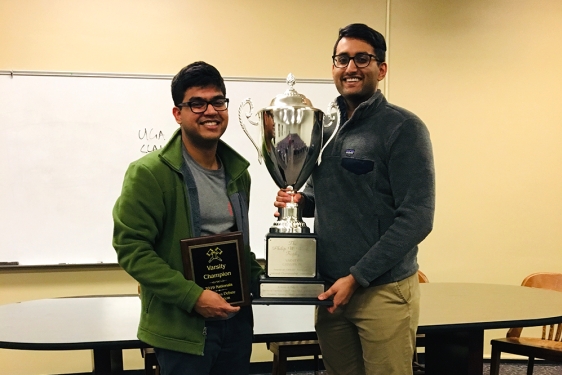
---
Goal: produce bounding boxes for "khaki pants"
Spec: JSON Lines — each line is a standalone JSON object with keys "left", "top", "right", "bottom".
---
{"left": 315, "top": 273, "right": 420, "bottom": 375}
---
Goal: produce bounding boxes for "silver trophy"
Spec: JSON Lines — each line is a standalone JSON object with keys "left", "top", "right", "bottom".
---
{"left": 239, "top": 74, "right": 338, "bottom": 303}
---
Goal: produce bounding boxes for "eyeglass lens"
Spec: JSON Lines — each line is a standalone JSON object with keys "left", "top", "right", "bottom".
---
{"left": 333, "top": 53, "right": 374, "bottom": 68}
{"left": 181, "top": 99, "right": 229, "bottom": 113}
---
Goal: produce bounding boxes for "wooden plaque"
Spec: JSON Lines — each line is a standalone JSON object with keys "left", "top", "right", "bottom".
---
{"left": 180, "top": 232, "right": 250, "bottom": 306}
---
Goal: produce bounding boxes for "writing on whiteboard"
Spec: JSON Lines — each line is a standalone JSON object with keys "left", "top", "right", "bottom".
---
{"left": 139, "top": 128, "right": 166, "bottom": 153}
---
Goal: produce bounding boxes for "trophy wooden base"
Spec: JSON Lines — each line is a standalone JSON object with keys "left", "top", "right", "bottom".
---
{"left": 258, "top": 233, "right": 331, "bottom": 305}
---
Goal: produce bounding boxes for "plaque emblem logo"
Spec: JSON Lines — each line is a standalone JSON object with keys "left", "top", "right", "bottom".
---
{"left": 206, "top": 247, "right": 223, "bottom": 263}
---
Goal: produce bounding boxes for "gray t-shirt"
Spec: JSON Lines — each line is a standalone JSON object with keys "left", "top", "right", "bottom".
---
{"left": 183, "top": 149, "right": 235, "bottom": 236}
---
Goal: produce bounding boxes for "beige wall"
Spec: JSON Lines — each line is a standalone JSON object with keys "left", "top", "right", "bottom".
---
{"left": 1, "top": 0, "right": 561, "bottom": 373}
{"left": 389, "top": 0, "right": 562, "bottom": 285}
{"left": 0, "top": 0, "right": 385, "bottom": 78}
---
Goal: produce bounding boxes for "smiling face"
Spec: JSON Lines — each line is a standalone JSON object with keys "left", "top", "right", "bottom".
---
{"left": 172, "top": 85, "right": 228, "bottom": 150}
{"left": 332, "top": 37, "right": 387, "bottom": 112}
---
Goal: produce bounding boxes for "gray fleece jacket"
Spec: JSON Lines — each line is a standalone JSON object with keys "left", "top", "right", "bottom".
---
{"left": 301, "top": 90, "right": 435, "bottom": 287}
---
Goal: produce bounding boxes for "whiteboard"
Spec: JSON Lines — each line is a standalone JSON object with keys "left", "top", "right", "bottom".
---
{"left": 0, "top": 72, "right": 337, "bottom": 265}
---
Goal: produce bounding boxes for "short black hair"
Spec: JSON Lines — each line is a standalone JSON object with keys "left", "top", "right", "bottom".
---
{"left": 171, "top": 61, "right": 226, "bottom": 106}
{"left": 333, "top": 23, "right": 387, "bottom": 63}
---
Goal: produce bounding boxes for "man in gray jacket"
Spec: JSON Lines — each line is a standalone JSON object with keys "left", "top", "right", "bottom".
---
{"left": 275, "top": 23, "right": 435, "bottom": 375}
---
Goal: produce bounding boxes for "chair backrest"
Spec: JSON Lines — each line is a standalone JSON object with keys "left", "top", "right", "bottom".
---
{"left": 418, "top": 270, "right": 429, "bottom": 283}
{"left": 506, "top": 272, "right": 562, "bottom": 341}
{"left": 521, "top": 272, "right": 562, "bottom": 291}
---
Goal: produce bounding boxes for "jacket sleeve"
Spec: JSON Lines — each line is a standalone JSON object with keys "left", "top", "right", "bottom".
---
{"left": 248, "top": 250, "right": 265, "bottom": 294}
{"left": 233, "top": 171, "right": 264, "bottom": 293}
{"left": 350, "top": 118, "right": 436, "bottom": 286}
{"left": 247, "top": 176, "right": 265, "bottom": 288}
{"left": 300, "top": 177, "right": 316, "bottom": 218}
{"left": 112, "top": 161, "right": 204, "bottom": 312}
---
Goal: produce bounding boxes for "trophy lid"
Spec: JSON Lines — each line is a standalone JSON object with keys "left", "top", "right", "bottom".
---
{"left": 268, "top": 73, "right": 315, "bottom": 108}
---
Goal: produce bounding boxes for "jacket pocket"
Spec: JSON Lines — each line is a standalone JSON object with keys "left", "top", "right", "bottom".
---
{"left": 143, "top": 293, "right": 155, "bottom": 314}
{"left": 341, "top": 157, "right": 374, "bottom": 175}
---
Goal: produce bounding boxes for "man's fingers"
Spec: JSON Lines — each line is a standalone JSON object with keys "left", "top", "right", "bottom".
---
{"left": 225, "top": 305, "right": 241, "bottom": 313}
{"left": 318, "top": 288, "right": 335, "bottom": 301}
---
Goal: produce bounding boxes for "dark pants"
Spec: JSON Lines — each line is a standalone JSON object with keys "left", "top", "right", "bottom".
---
{"left": 154, "top": 306, "right": 253, "bottom": 375}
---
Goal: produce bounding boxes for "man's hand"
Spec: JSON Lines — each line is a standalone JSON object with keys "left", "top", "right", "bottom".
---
{"left": 318, "top": 274, "right": 360, "bottom": 313}
{"left": 193, "top": 290, "right": 240, "bottom": 318}
{"left": 273, "top": 188, "right": 302, "bottom": 217}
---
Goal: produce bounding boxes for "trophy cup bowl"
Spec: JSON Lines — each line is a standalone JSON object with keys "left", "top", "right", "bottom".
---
{"left": 239, "top": 74, "right": 337, "bottom": 234}
{"left": 239, "top": 74, "right": 338, "bottom": 303}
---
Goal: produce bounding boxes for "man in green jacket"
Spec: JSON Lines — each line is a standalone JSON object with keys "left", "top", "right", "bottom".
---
{"left": 113, "top": 61, "right": 263, "bottom": 375}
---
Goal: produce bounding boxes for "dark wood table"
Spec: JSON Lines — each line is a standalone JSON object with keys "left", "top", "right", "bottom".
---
{"left": 417, "top": 283, "right": 562, "bottom": 375}
{"left": 1, "top": 283, "right": 562, "bottom": 375}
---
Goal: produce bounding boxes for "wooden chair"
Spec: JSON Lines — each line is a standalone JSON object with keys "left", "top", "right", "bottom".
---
{"left": 269, "top": 340, "right": 323, "bottom": 375}
{"left": 141, "top": 347, "right": 159, "bottom": 375}
{"left": 268, "top": 270, "right": 429, "bottom": 375}
{"left": 418, "top": 270, "right": 429, "bottom": 283}
{"left": 489, "top": 272, "right": 562, "bottom": 375}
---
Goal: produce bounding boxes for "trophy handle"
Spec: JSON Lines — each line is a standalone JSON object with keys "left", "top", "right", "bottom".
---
{"left": 323, "top": 101, "right": 340, "bottom": 128}
{"left": 238, "top": 98, "right": 263, "bottom": 164}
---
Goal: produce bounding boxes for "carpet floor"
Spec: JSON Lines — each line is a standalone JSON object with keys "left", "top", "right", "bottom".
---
{"left": 264, "top": 362, "right": 562, "bottom": 375}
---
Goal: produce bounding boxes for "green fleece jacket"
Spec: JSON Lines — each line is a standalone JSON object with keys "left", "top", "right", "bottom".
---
{"left": 113, "top": 128, "right": 263, "bottom": 355}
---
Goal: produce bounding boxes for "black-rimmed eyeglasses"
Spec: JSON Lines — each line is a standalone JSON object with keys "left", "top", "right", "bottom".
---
{"left": 177, "top": 98, "right": 229, "bottom": 114}
{"left": 332, "top": 53, "right": 378, "bottom": 68}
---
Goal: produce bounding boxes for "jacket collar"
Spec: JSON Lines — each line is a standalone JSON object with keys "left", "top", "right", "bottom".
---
{"left": 337, "top": 89, "right": 386, "bottom": 123}
{"left": 159, "top": 128, "right": 250, "bottom": 178}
